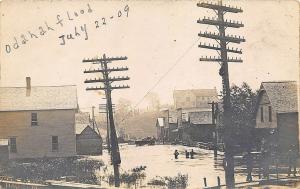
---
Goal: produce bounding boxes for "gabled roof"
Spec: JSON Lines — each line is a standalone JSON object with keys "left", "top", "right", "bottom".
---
{"left": 76, "top": 124, "right": 89, "bottom": 135}
{"left": 0, "top": 85, "right": 78, "bottom": 111}
{"left": 156, "top": 118, "right": 164, "bottom": 127}
{"left": 76, "top": 125, "right": 102, "bottom": 138}
{"left": 259, "top": 81, "right": 298, "bottom": 113}
{"left": 189, "top": 111, "right": 213, "bottom": 125}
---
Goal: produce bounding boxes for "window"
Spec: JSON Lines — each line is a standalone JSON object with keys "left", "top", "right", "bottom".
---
{"left": 260, "top": 107, "right": 264, "bottom": 122}
{"left": 52, "top": 136, "right": 58, "bottom": 151}
{"left": 9, "top": 137, "right": 17, "bottom": 153}
{"left": 31, "top": 113, "right": 38, "bottom": 126}
{"left": 268, "top": 106, "right": 272, "bottom": 122}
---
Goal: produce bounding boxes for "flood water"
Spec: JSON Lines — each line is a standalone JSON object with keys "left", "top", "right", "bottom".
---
{"left": 93, "top": 144, "right": 245, "bottom": 188}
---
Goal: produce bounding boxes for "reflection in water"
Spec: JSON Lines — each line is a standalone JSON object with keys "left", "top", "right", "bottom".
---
{"left": 93, "top": 144, "right": 235, "bottom": 188}
{"left": 214, "top": 156, "right": 224, "bottom": 171}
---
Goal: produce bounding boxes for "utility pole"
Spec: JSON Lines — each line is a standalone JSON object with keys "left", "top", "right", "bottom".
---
{"left": 197, "top": 1, "right": 245, "bottom": 188}
{"left": 92, "top": 106, "right": 95, "bottom": 130}
{"left": 83, "top": 54, "right": 129, "bottom": 187}
{"left": 208, "top": 101, "right": 217, "bottom": 157}
{"left": 99, "top": 103, "right": 115, "bottom": 153}
{"left": 163, "top": 109, "right": 170, "bottom": 142}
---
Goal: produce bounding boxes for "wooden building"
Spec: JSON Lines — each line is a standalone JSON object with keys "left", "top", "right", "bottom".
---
{"left": 0, "top": 77, "right": 78, "bottom": 159}
{"left": 254, "top": 81, "right": 299, "bottom": 154}
{"left": 185, "top": 111, "right": 215, "bottom": 143}
{"left": 156, "top": 118, "right": 165, "bottom": 142}
{"left": 173, "top": 88, "right": 218, "bottom": 110}
{"left": 75, "top": 112, "right": 103, "bottom": 155}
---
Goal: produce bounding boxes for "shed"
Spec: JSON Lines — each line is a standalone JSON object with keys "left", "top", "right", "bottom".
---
{"left": 76, "top": 125, "right": 103, "bottom": 155}
{"left": 75, "top": 112, "right": 103, "bottom": 155}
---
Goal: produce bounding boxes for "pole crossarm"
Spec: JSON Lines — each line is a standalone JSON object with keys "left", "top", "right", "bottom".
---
{"left": 99, "top": 104, "right": 116, "bottom": 107}
{"left": 85, "top": 76, "right": 130, "bottom": 83}
{"left": 82, "top": 56, "right": 128, "bottom": 63}
{"left": 197, "top": 2, "right": 243, "bottom": 13}
{"left": 198, "top": 32, "right": 245, "bottom": 44}
{"left": 86, "top": 85, "right": 130, "bottom": 91}
{"left": 84, "top": 67, "right": 129, "bottom": 73}
{"left": 199, "top": 43, "right": 242, "bottom": 54}
{"left": 200, "top": 56, "right": 243, "bottom": 63}
{"left": 197, "top": 18, "right": 244, "bottom": 28}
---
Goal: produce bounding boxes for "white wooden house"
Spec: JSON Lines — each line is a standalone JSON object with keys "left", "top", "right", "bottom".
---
{"left": 0, "top": 77, "right": 78, "bottom": 159}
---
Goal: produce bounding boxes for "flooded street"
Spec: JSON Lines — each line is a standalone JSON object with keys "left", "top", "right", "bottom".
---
{"left": 93, "top": 144, "right": 246, "bottom": 188}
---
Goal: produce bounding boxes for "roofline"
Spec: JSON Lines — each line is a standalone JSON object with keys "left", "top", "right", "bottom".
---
{"left": 261, "top": 81, "right": 297, "bottom": 84}
{"left": 277, "top": 111, "right": 298, "bottom": 114}
{"left": 0, "top": 85, "right": 77, "bottom": 89}
{"left": 254, "top": 86, "right": 267, "bottom": 115}
{"left": 0, "top": 108, "right": 78, "bottom": 112}
{"left": 79, "top": 125, "right": 102, "bottom": 137}
{"left": 174, "top": 88, "right": 217, "bottom": 91}
{"left": 255, "top": 81, "right": 299, "bottom": 115}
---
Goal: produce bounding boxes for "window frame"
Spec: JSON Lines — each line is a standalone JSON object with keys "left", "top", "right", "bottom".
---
{"left": 268, "top": 106, "right": 272, "bottom": 122}
{"left": 9, "top": 137, "right": 17, "bottom": 153}
{"left": 52, "top": 136, "right": 59, "bottom": 152}
{"left": 31, "top": 112, "right": 38, "bottom": 126}
{"left": 260, "top": 106, "right": 264, "bottom": 122}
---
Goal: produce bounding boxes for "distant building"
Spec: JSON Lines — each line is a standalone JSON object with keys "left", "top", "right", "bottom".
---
{"left": 254, "top": 81, "right": 299, "bottom": 154}
{"left": 168, "top": 117, "right": 178, "bottom": 142}
{"left": 172, "top": 88, "right": 218, "bottom": 143}
{"left": 173, "top": 88, "right": 218, "bottom": 110}
{"left": 75, "top": 112, "right": 103, "bottom": 155}
{"left": 156, "top": 118, "right": 165, "bottom": 142}
{"left": 185, "top": 111, "right": 215, "bottom": 142}
{"left": 0, "top": 77, "right": 78, "bottom": 159}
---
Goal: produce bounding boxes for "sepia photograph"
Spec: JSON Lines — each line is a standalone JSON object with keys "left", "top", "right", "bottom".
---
{"left": 0, "top": 0, "right": 299, "bottom": 188}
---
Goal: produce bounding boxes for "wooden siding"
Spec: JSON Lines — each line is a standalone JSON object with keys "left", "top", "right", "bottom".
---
{"left": 255, "top": 91, "right": 277, "bottom": 129}
{"left": 277, "top": 112, "right": 299, "bottom": 154}
{"left": 0, "top": 109, "right": 76, "bottom": 159}
{"left": 76, "top": 127, "right": 102, "bottom": 155}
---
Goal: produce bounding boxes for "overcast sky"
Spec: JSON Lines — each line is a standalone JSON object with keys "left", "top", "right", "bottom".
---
{"left": 0, "top": 0, "right": 299, "bottom": 111}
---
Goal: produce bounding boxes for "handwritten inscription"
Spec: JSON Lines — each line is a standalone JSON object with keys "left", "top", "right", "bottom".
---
{"left": 4, "top": 4, "right": 130, "bottom": 54}
{"left": 58, "top": 24, "right": 88, "bottom": 45}
{"left": 58, "top": 5, "right": 129, "bottom": 46}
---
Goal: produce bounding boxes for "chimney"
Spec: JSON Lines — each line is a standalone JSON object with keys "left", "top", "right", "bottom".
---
{"left": 26, "top": 77, "right": 31, "bottom": 96}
